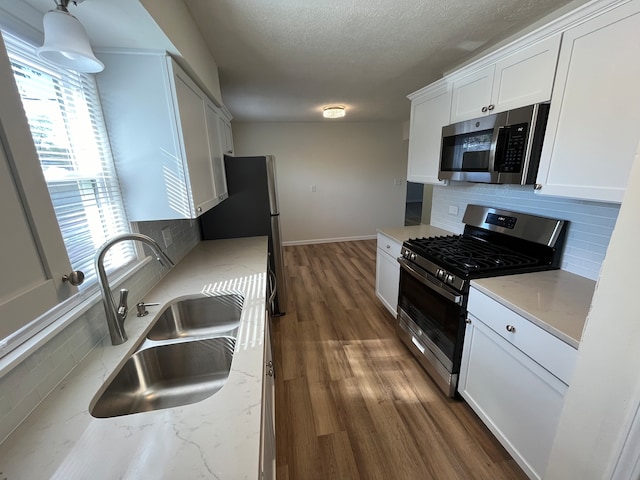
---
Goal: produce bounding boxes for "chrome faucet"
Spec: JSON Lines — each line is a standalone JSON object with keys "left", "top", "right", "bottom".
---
{"left": 95, "top": 233, "right": 174, "bottom": 345}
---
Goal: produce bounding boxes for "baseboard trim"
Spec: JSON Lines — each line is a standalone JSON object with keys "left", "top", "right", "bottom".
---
{"left": 283, "top": 235, "right": 377, "bottom": 246}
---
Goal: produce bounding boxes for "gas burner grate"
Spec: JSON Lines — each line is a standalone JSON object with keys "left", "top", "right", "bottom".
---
{"left": 406, "top": 235, "right": 539, "bottom": 275}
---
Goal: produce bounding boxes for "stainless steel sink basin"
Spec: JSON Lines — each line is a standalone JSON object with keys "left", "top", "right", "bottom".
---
{"left": 146, "top": 294, "right": 244, "bottom": 341}
{"left": 90, "top": 337, "right": 235, "bottom": 418}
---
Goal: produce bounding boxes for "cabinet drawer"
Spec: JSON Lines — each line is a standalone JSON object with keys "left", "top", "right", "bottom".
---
{"left": 377, "top": 233, "right": 402, "bottom": 259}
{"left": 468, "top": 287, "right": 577, "bottom": 384}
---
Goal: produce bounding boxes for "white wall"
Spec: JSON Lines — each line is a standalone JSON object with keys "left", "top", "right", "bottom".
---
{"left": 545, "top": 144, "right": 640, "bottom": 479}
{"left": 233, "top": 122, "right": 408, "bottom": 244}
{"left": 140, "top": 0, "right": 222, "bottom": 104}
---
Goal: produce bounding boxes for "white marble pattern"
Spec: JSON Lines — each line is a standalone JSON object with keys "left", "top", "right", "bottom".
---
{"left": 0, "top": 237, "right": 269, "bottom": 479}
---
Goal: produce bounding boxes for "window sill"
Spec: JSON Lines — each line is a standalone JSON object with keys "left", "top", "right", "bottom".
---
{"left": 0, "top": 257, "right": 152, "bottom": 380}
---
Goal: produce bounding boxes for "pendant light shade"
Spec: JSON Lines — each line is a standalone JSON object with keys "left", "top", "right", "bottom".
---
{"left": 37, "top": 6, "right": 104, "bottom": 74}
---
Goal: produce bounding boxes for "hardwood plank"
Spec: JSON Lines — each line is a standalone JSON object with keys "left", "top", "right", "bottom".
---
{"left": 317, "top": 430, "right": 361, "bottom": 479}
{"left": 274, "top": 240, "right": 527, "bottom": 479}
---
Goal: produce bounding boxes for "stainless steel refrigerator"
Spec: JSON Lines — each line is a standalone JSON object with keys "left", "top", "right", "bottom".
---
{"left": 199, "top": 155, "right": 287, "bottom": 316}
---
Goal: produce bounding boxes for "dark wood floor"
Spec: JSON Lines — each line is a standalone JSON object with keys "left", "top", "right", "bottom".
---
{"left": 271, "top": 240, "right": 527, "bottom": 480}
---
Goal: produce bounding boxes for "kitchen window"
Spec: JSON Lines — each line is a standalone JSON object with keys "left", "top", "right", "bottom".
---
{"left": 1, "top": 31, "right": 133, "bottom": 286}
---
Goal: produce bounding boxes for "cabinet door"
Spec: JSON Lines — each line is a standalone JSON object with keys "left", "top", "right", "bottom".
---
{"left": 205, "top": 103, "right": 228, "bottom": 204}
{"left": 459, "top": 315, "right": 568, "bottom": 480}
{"left": 491, "top": 34, "right": 560, "bottom": 113}
{"left": 223, "top": 118, "right": 234, "bottom": 155}
{"left": 260, "top": 313, "right": 276, "bottom": 480}
{"left": 450, "top": 65, "right": 494, "bottom": 123}
{"left": 536, "top": 2, "right": 640, "bottom": 203}
{"left": 407, "top": 82, "right": 451, "bottom": 184}
{"left": 375, "top": 247, "right": 400, "bottom": 317}
{"left": 173, "top": 66, "right": 217, "bottom": 216}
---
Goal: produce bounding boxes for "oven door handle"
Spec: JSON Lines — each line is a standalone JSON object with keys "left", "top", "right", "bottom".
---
{"left": 397, "top": 258, "right": 463, "bottom": 306}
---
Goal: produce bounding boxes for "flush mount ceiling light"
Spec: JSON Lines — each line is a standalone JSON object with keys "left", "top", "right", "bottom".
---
{"left": 37, "top": 0, "right": 104, "bottom": 74}
{"left": 323, "top": 105, "right": 346, "bottom": 119}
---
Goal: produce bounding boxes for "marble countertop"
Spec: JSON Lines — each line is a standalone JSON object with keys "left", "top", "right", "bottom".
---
{"left": 471, "top": 270, "right": 596, "bottom": 348}
{"left": 0, "top": 237, "right": 268, "bottom": 479}
{"left": 377, "top": 224, "right": 455, "bottom": 244}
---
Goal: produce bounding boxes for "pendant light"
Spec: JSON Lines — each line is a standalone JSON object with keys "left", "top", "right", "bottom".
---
{"left": 37, "top": 0, "right": 104, "bottom": 74}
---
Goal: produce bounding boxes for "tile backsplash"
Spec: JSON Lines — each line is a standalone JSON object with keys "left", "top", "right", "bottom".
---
{"left": 0, "top": 219, "right": 200, "bottom": 444}
{"left": 430, "top": 183, "right": 620, "bottom": 280}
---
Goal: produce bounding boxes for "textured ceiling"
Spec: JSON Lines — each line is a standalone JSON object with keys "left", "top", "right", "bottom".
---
{"left": 184, "top": 0, "right": 588, "bottom": 122}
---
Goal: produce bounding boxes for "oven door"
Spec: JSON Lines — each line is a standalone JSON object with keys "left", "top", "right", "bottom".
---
{"left": 396, "top": 259, "right": 467, "bottom": 396}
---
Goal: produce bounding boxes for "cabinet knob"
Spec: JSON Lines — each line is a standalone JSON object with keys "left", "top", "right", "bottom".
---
{"left": 534, "top": 183, "right": 542, "bottom": 190}
{"left": 465, "top": 319, "right": 471, "bottom": 324}
{"left": 487, "top": 104, "right": 495, "bottom": 111}
{"left": 386, "top": 244, "right": 391, "bottom": 249}
{"left": 506, "top": 325, "right": 516, "bottom": 333}
{"left": 197, "top": 206, "right": 202, "bottom": 212}
{"left": 62, "top": 270, "right": 85, "bottom": 286}
{"left": 481, "top": 106, "right": 488, "bottom": 113}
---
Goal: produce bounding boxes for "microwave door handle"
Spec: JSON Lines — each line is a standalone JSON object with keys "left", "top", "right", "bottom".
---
{"left": 488, "top": 125, "right": 506, "bottom": 173}
{"left": 398, "top": 258, "right": 463, "bottom": 305}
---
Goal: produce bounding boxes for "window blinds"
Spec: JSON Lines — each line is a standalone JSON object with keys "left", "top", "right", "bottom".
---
{"left": 2, "top": 31, "right": 133, "bottom": 286}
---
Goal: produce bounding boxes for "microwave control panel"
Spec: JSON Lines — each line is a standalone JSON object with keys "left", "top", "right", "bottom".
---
{"left": 495, "top": 123, "right": 529, "bottom": 173}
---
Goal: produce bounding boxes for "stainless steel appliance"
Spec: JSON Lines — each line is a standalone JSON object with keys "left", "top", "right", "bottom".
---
{"left": 396, "top": 205, "right": 566, "bottom": 396}
{"left": 199, "top": 155, "right": 287, "bottom": 316}
{"left": 439, "top": 103, "right": 550, "bottom": 185}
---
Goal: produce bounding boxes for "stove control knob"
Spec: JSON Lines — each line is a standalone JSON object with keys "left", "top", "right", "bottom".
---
{"left": 436, "top": 269, "right": 445, "bottom": 280}
{"left": 446, "top": 274, "right": 455, "bottom": 285}
{"left": 410, "top": 253, "right": 417, "bottom": 260}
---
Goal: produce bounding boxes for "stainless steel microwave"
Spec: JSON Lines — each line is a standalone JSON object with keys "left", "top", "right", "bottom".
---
{"left": 439, "top": 103, "right": 550, "bottom": 185}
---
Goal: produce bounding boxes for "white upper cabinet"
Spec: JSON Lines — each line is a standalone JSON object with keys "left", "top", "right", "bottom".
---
{"left": 219, "top": 109, "right": 235, "bottom": 155}
{"left": 535, "top": 0, "right": 640, "bottom": 203}
{"left": 205, "top": 102, "right": 229, "bottom": 203}
{"left": 96, "top": 52, "right": 228, "bottom": 221}
{"left": 407, "top": 81, "right": 451, "bottom": 185}
{"left": 450, "top": 34, "right": 561, "bottom": 123}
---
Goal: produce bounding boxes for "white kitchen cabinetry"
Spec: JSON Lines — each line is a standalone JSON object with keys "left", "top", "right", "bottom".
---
{"left": 450, "top": 34, "right": 560, "bottom": 123}
{"left": 535, "top": 0, "right": 640, "bottom": 203}
{"left": 205, "top": 102, "right": 229, "bottom": 204}
{"left": 96, "top": 52, "right": 227, "bottom": 221}
{"left": 219, "top": 108, "right": 235, "bottom": 155}
{"left": 375, "top": 233, "right": 402, "bottom": 317}
{"left": 407, "top": 81, "right": 451, "bottom": 185}
{"left": 459, "top": 287, "right": 577, "bottom": 479}
{"left": 260, "top": 312, "right": 276, "bottom": 480}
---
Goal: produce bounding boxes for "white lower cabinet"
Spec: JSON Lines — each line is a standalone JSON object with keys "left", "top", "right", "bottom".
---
{"left": 260, "top": 313, "right": 276, "bottom": 480}
{"left": 459, "top": 287, "right": 577, "bottom": 479}
{"left": 375, "top": 233, "right": 402, "bottom": 316}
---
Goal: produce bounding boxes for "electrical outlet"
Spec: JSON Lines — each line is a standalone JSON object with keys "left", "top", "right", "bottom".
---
{"left": 161, "top": 226, "right": 173, "bottom": 248}
{"left": 448, "top": 205, "right": 459, "bottom": 216}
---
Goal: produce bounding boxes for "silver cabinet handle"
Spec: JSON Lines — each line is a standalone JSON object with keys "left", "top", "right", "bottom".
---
{"left": 465, "top": 319, "right": 472, "bottom": 324}
{"left": 506, "top": 325, "right": 516, "bottom": 333}
{"left": 488, "top": 104, "right": 495, "bottom": 111}
{"left": 62, "top": 270, "right": 85, "bottom": 286}
{"left": 481, "top": 106, "right": 488, "bottom": 113}
{"left": 534, "top": 184, "right": 542, "bottom": 190}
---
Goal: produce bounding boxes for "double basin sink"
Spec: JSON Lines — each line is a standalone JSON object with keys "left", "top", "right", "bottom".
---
{"left": 90, "top": 293, "right": 244, "bottom": 418}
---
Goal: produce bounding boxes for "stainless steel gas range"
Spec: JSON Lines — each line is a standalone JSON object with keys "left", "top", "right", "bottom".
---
{"left": 396, "top": 204, "right": 567, "bottom": 397}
